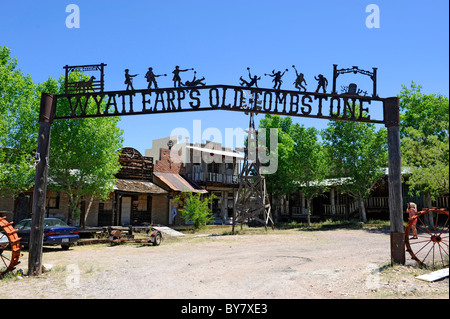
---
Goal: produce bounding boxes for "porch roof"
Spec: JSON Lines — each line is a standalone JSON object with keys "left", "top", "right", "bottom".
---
{"left": 114, "top": 179, "right": 167, "bottom": 195}
{"left": 153, "top": 172, "right": 208, "bottom": 194}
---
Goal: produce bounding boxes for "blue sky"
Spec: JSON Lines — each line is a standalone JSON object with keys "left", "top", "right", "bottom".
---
{"left": 1, "top": 0, "right": 448, "bottom": 154}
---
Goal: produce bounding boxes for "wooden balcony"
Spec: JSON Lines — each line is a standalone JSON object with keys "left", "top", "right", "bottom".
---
{"left": 187, "top": 172, "right": 239, "bottom": 186}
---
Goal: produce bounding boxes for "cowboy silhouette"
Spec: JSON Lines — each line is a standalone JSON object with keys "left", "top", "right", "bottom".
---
{"left": 292, "top": 65, "right": 307, "bottom": 92}
{"left": 182, "top": 71, "right": 206, "bottom": 87}
{"left": 239, "top": 67, "right": 261, "bottom": 88}
{"left": 145, "top": 67, "right": 166, "bottom": 89}
{"left": 172, "top": 66, "right": 193, "bottom": 87}
{"left": 314, "top": 74, "right": 328, "bottom": 93}
{"left": 265, "top": 69, "right": 288, "bottom": 90}
{"left": 124, "top": 69, "right": 138, "bottom": 90}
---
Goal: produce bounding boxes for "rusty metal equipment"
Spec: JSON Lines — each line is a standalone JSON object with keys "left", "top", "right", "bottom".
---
{"left": 109, "top": 228, "right": 162, "bottom": 246}
{"left": 405, "top": 208, "right": 449, "bottom": 269}
{"left": 0, "top": 216, "right": 22, "bottom": 275}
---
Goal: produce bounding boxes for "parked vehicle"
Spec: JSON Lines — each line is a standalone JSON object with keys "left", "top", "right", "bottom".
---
{"left": 16, "top": 218, "right": 79, "bottom": 250}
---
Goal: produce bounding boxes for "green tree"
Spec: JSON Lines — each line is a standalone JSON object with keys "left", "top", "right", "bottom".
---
{"left": 399, "top": 82, "right": 449, "bottom": 208}
{"left": 321, "top": 120, "right": 388, "bottom": 223}
{"left": 258, "top": 115, "right": 330, "bottom": 225}
{"left": 41, "top": 73, "right": 124, "bottom": 225}
{"left": 291, "top": 124, "right": 330, "bottom": 226}
{"left": 0, "top": 46, "right": 39, "bottom": 196}
{"left": 174, "top": 192, "right": 215, "bottom": 230}
{"left": 258, "top": 115, "right": 296, "bottom": 200}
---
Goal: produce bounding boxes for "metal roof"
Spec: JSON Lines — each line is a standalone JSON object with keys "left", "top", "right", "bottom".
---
{"left": 153, "top": 172, "right": 208, "bottom": 194}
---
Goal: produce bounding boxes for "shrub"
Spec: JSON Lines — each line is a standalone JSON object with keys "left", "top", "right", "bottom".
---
{"left": 174, "top": 192, "right": 215, "bottom": 230}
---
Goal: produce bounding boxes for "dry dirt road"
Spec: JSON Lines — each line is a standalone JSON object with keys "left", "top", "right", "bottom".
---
{"left": 1, "top": 228, "right": 448, "bottom": 299}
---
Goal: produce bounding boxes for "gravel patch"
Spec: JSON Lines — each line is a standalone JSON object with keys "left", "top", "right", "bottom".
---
{"left": 1, "top": 228, "right": 448, "bottom": 299}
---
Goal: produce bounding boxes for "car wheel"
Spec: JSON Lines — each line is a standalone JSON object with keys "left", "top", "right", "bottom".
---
{"left": 152, "top": 232, "right": 162, "bottom": 246}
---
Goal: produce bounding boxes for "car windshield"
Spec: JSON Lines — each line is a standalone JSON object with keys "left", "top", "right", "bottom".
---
{"left": 16, "top": 219, "right": 69, "bottom": 229}
{"left": 15, "top": 220, "right": 32, "bottom": 229}
{"left": 44, "top": 219, "right": 69, "bottom": 227}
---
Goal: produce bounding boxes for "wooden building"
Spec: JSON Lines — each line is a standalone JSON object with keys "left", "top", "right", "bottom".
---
{"left": 280, "top": 174, "right": 449, "bottom": 222}
{"left": 0, "top": 147, "right": 169, "bottom": 227}
{"left": 145, "top": 137, "right": 244, "bottom": 225}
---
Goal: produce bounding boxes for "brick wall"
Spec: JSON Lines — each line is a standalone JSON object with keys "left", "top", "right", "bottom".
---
{"left": 154, "top": 148, "right": 186, "bottom": 174}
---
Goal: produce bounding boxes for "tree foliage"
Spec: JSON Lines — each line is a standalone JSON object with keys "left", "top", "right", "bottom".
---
{"left": 41, "top": 73, "right": 124, "bottom": 224}
{"left": 258, "top": 115, "right": 297, "bottom": 199}
{"left": 258, "top": 114, "right": 330, "bottom": 225}
{"left": 321, "top": 120, "right": 388, "bottom": 222}
{"left": 174, "top": 192, "right": 215, "bottom": 230}
{"left": 1, "top": 46, "right": 124, "bottom": 224}
{"left": 291, "top": 124, "right": 330, "bottom": 225}
{"left": 0, "top": 46, "right": 39, "bottom": 196}
{"left": 399, "top": 82, "right": 449, "bottom": 204}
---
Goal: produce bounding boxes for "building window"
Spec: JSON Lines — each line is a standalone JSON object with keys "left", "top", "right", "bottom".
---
{"left": 47, "top": 191, "right": 60, "bottom": 209}
{"left": 137, "top": 195, "right": 148, "bottom": 211}
{"left": 208, "top": 163, "right": 220, "bottom": 173}
{"left": 100, "top": 201, "right": 113, "bottom": 211}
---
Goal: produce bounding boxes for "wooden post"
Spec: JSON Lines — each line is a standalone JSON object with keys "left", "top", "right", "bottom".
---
{"left": 28, "top": 93, "right": 54, "bottom": 276}
{"left": 332, "top": 64, "right": 338, "bottom": 94}
{"left": 372, "top": 67, "right": 378, "bottom": 97}
{"left": 384, "top": 97, "right": 405, "bottom": 264}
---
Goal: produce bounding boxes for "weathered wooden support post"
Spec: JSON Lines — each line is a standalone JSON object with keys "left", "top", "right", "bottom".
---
{"left": 384, "top": 97, "right": 405, "bottom": 264}
{"left": 28, "top": 93, "right": 54, "bottom": 276}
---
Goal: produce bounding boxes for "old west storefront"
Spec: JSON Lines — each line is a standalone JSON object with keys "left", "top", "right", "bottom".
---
{"left": 98, "top": 147, "right": 167, "bottom": 226}
{"left": 0, "top": 147, "right": 168, "bottom": 227}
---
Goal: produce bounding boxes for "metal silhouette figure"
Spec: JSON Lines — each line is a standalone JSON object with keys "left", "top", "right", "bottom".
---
{"left": 182, "top": 71, "right": 206, "bottom": 87}
{"left": 264, "top": 69, "right": 288, "bottom": 90}
{"left": 73, "top": 76, "right": 96, "bottom": 93}
{"left": 239, "top": 67, "right": 261, "bottom": 88}
{"left": 172, "top": 66, "right": 194, "bottom": 87}
{"left": 292, "top": 65, "right": 307, "bottom": 92}
{"left": 314, "top": 74, "right": 328, "bottom": 93}
{"left": 145, "top": 67, "right": 167, "bottom": 89}
{"left": 124, "top": 69, "right": 138, "bottom": 91}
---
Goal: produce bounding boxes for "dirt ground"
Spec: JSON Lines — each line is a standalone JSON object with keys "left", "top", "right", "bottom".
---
{"left": 1, "top": 227, "right": 448, "bottom": 299}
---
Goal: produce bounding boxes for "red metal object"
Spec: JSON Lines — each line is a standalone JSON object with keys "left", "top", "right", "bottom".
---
{"left": 405, "top": 208, "right": 449, "bottom": 269}
{"left": 0, "top": 216, "right": 22, "bottom": 275}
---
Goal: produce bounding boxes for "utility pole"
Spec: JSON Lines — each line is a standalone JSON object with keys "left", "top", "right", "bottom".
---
{"left": 28, "top": 93, "right": 54, "bottom": 276}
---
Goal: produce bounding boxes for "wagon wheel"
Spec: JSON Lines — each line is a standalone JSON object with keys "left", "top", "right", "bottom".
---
{"left": 405, "top": 208, "right": 449, "bottom": 269}
{"left": 0, "top": 216, "right": 22, "bottom": 275}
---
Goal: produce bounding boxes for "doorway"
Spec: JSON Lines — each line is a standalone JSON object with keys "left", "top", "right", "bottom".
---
{"left": 121, "top": 196, "right": 132, "bottom": 225}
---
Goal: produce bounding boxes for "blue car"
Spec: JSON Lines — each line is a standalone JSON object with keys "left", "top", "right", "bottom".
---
{"left": 16, "top": 218, "right": 79, "bottom": 250}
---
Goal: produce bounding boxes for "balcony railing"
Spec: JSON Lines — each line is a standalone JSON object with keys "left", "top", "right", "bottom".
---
{"left": 187, "top": 172, "right": 239, "bottom": 185}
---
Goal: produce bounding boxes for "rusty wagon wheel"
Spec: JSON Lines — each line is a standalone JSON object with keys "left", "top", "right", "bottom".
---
{"left": 0, "top": 216, "right": 22, "bottom": 275}
{"left": 405, "top": 208, "right": 449, "bottom": 269}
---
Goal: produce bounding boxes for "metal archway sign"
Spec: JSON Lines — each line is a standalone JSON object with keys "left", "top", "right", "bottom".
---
{"left": 28, "top": 63, "right": 404, "bottom": 275}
